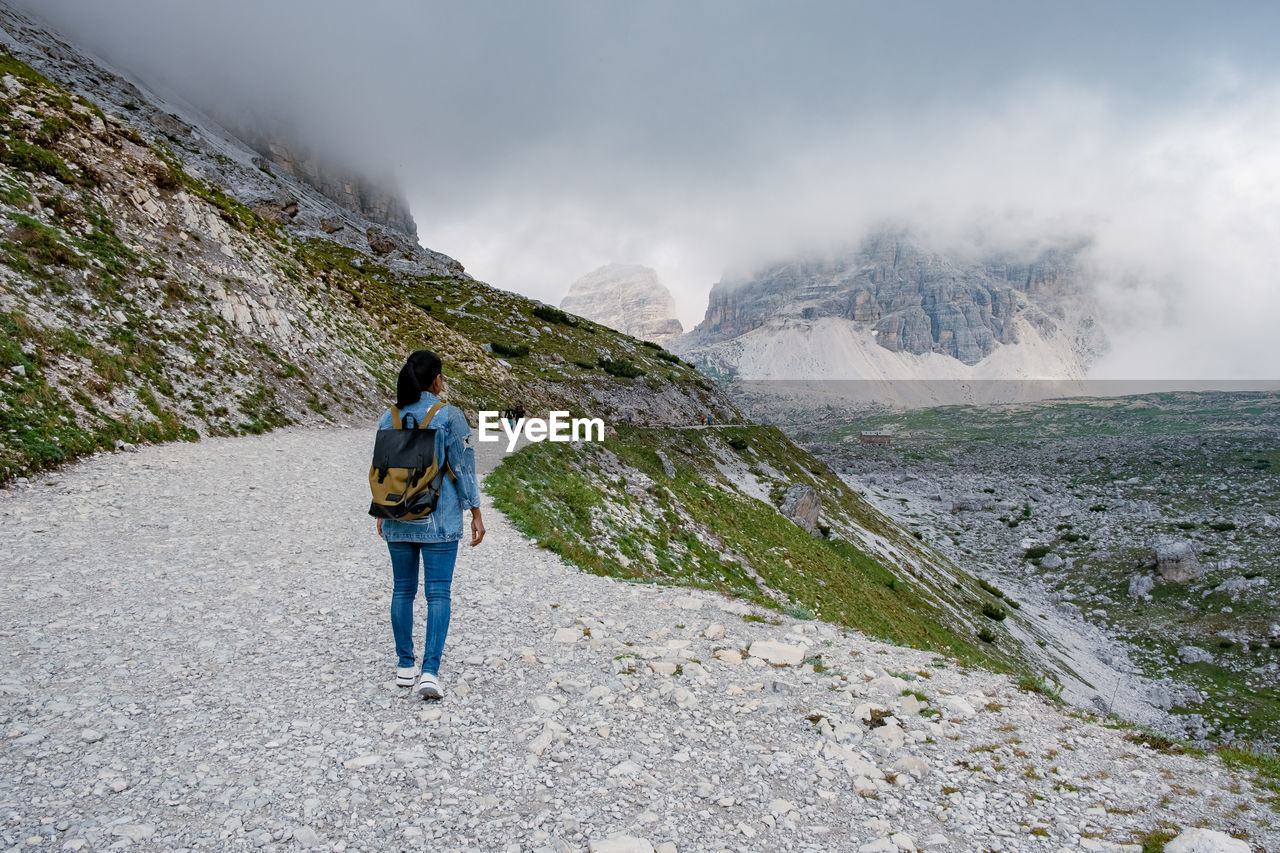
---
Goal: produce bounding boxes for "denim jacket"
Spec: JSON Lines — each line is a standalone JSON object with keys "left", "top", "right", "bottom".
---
{"left": 376, "top": 394, "right": 481, "bottom": 543}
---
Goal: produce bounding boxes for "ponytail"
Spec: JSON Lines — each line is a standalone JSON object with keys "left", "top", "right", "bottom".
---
{"left": 395, "top": 350, "right": 442, "bottom": 408}
{"left": 395, "top": 361, "right": 421, "bottom": 408}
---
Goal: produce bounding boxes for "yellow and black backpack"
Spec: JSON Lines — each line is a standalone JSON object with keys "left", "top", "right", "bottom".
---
{"left": 368, "top": 401, "right": 456, "bottom": 520}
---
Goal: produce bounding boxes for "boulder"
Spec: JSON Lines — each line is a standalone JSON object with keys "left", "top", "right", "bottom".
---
{"left": 950, "top": 494, "right": 995, "bottom": 512}
{"left": 1204, "top": 576, "right": 1269, "bottom": 600}
{"left": 1040, "top": 553, "right": 1064, "bottom": 570}
{"left": 1164, "top": 828, "right": 1251, "bottom": 853}
{"left": 654, "top": 449, "right": 676, "bottom": 478}
{"left": 1152, "top": 538, "right": 1203, "bottom": 583}
{"left": 779, "top": 485, "right": 821, "bottom": 534}
{"left": 1177, "top": 646, "right": 1214, "bottom": 665}
{"left": 366, "top": 228, "right": 399, "bottom": 255}
{"left": 1128, "top": 573, "right": 1155, "bottom": 601}
{"left": 589, "top": 837, "right": 655, "bottom": 853}
{"left": 747, "top": 640, "right": 805, "bottom": 666}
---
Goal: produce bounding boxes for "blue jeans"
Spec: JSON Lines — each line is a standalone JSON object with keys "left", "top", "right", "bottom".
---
{"left": 387, "top": 541, "right": 458, "bottom": 674}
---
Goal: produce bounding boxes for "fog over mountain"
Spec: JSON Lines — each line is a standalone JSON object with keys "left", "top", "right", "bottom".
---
{"left": 20, "top": 0, "right": 1280, "bottom": 378}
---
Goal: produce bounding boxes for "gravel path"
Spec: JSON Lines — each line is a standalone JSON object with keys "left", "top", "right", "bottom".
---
{"left": 1, "top": 428, "right": 1274, "bottom": 852}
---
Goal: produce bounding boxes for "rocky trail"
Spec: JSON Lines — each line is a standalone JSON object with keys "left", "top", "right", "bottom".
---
{"left": 0, "top": 430, "right": 1273, "bottom": 852}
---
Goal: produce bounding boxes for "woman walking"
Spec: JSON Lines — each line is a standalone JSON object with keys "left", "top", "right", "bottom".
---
{"left": 375, "top": 350, "right": 485, "bottom": 699}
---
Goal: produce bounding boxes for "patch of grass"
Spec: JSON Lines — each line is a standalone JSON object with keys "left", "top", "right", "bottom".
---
{"left": 1218, "top": 745, "right": 1280, "bottom": 809}
{"left": 978, "top": 578, "right": 1005, "bottom": 599}
{"left": 598, "top": 357, "right": 644, "bottom": 379}
{"left": 1125, "top": 728, "right": 1202, "bottom": 756}
{"left": 785, "top": 603, "right": 816, "bottom": 620}
{"left": 0, "top": 138, "right": 80, "bottom": 184}
{"left": 487, "top": 427, "right": 1007, "bottom": 670}
{"left": 490, "top": 340, "right": 530, "bottom": 358}
{"left": 1023, "top": 545, "right": 1052, "bottom": 560}
{"left": 1016, "top": 673, "right": 1063, "bottom": 701}
{"left": 532, "top": 304, "right": 579, "bottom": 327}
{"left": 5, "top": 214, "right": 84, "bottom": 270}
{"left": 981, "top": 602, "right": 1008, "bottom": 621}
{"left": 1138, "top": 829, "right": 1177, "bottom": 853}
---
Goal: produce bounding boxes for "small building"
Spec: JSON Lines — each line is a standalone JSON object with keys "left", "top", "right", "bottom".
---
{"left": 859, "top": 430, "right": 892, "bottom": 447}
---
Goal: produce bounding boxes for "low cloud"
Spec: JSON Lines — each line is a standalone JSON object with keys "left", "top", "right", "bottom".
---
{"left": 17, "top": 1, "right": 1280, "bottom": 377}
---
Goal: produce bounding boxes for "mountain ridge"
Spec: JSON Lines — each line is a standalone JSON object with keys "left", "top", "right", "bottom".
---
{"left": 674, "top": 231, "right": 1104, "bottom": 385}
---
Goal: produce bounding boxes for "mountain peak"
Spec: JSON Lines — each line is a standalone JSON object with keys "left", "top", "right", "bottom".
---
{"left": 561, "top": 264, "right": 684, "bottom": 344}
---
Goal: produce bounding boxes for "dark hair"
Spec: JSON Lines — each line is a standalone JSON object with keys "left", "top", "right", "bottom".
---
{"left": 396, "top": 350, "right": 442, "bottom": 407}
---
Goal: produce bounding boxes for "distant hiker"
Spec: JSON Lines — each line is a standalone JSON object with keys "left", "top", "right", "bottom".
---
{"left": 373, "top": 350, "right": 485, "bottom": 700}
{"left": 514, "top": 403, "right": 525, "bottom": 422}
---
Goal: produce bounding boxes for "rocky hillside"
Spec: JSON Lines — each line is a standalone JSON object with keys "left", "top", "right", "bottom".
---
{"left": 674, "top": 231, "right": 1104, "bottom": 383}
{"left": 230, "top": 129, "right": 419, "bottom": 239}
{"left": 561, "top": 264, "right": 684, "bottom": 345}
{"left": 0, "top": 3, "right": 729, "bottom": 485}
{"left": 792, "top": 391, "right": 1280, "bottom": 747}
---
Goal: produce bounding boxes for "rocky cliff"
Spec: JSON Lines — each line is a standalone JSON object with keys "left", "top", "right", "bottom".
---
{"left": 676, "top": 231, "right": 1103, "bottom": 383}
{"left": 235, "top": 130, "right": 419, "bottom": 239}
{"left": 560, "top": 263, "right": 684, "bottom": 345}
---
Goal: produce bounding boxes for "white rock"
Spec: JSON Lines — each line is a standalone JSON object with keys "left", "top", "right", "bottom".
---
{"left": 937, "top": 696, "right": 975, "bottom": 719}
{"left": 871, "top": 723, "right": 906, "bottom": 749}
{"left": 529, "top": 695, "right": 561, "bottom": 713}
{"left": 918, "top": 835, "right": 951, "bottom": 850}
{"left": 897, "top": 694, "right": 923, "bottom": 716}
{"left": 859, "top": 839, "right": 896, "bottom": 853}
{"left": 890, "top": 755, "right": 930, "bottom": 779}
{"left": 713, "top": 649, "right": 742, "bottom": 664}
{"left": 866, "top": 675, "right": 910, "bottom": 697}
{"left": 1178, "top": 645, "right": 1214, "bottom": 665}
{"left": 292, "top": 826, "right": 321, "bottom": 847}
{"left": 1164, "top": 829, "right": 1251, "bottom": 853}
{"left": 891, "top": 833, "right": 916, "bottom": 852}
{"left": 702, "top": 622, "right": 726, "bottom": 640}
{"left": 609, "top": 760, "right": 641, "bottom": 777}
{"left": 670, "top": 687, "right": 696, "bottom": 709}
{"left": 79, "top": 728, "right": 104, "bottom": 743}
{"left": 342, "top": 754, "right": 382, "bottom": 769}
{"left": 853, "top": 775, "right": 879, "bottom": 796}
{"left": 110, "top": 825, "right": 155, "bottom": 842}
{"left": 768, "top": 798, "right": 797, "bottom": 817}
{"left": 748, "top": 639, "right": 804, "bottom": 666}
{"left": 553, "top": 627, "right": 581, "bottom": 643}
{"left": 673, "top": 595, "right": 702, "bottom": 610}
{"left": 589, "top": 837, "right": 654, "bottom": 853}
{"left": 650, "top": 661, "right": 678, "bottom": 676}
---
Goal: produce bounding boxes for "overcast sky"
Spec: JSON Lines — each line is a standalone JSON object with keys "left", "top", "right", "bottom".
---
{"left": 18, "top": 1, "right": 1280, "bottom": 377}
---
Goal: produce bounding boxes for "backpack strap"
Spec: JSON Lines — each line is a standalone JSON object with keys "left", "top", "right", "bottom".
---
{"left": 421, "top": 400, "right": 447, "bottom": 429}
{"left": 421, "top": 401, "right": 457, "bottom": 480}
{"left": 390, "top": 406, "right": 403, "bottom": 429}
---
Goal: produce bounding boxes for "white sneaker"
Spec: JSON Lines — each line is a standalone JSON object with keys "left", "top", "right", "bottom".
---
{"left": 396, "top": 666, "right": 417, "bottom": 687}
{"left": 415, "top": 672, "right": 443, "bottom": 700}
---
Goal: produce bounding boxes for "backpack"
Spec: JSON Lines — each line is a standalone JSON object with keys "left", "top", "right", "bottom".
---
{"left": 368, "top": 401, "right": 456, "bottom": 521}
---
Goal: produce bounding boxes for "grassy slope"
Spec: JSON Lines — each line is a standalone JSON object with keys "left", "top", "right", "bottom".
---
{"left": 488, "top": 423, "right": 1048, "bottom": 673}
